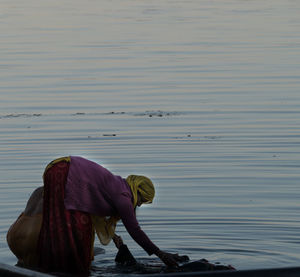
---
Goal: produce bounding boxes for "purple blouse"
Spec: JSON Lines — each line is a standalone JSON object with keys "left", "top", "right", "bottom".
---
{"left": 64, "top": 156, "right": 159, "bottom": 255}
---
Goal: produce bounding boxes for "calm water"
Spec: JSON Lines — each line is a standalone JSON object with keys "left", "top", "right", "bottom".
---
{"left": 1, "top": 0, "right": 300, "bottom": 275}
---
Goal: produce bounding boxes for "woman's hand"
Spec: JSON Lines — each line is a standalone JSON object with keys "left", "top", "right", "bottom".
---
{"left": 112, "top": 234, "right": 123, "bottom": 249}
{"left": 156, "top": 250, "right": 179, "bottom": 268}
{"left": 172, "top": 253, "right": 190, "bottom": 263}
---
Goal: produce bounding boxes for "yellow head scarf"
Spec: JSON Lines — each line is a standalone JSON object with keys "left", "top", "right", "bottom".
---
{"left": 92, "top": 175, "right": 155, "bottom": 246}
{"left": 126, "top": 175, "right": 155, "bottom": 207}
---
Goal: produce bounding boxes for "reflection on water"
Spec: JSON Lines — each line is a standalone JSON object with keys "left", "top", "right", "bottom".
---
{"left": 1, "top": 0, "right": 300, "bottom": 276}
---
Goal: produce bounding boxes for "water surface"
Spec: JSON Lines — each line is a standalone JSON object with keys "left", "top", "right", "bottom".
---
{"left": 1, "top": 0, "right": 300, "bottom": 275}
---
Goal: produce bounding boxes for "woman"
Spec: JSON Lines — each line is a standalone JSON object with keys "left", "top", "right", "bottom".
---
{"left": 7, "top": 156, "right": 182, "bottom": 274}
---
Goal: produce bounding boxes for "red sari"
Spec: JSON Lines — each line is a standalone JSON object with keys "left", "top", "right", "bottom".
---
{"left": 37, "top": 160, "right": 93, "bottom": 274}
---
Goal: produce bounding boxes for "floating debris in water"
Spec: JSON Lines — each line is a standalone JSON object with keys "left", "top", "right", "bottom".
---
{"left": 204, "top": 136, "right": 222, "bottom": 140}
{"left": 134, "top": 110, "right": 182, "bottom": 117}
{"left": 106, "top": 111, "right": 126, "bottom": 115}
{"left": 72, "top": 112, "right": 86, "bottom": 116}
{"left": 103, "top": 134, "right": 117, "bottom": 137}
{"left": 0, "top": 113, "right": 42, "bottom": 119}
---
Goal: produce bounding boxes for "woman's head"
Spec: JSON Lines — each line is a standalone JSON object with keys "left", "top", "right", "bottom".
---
{"left": 126, "top": 175, "right": 155, "bottom": 207}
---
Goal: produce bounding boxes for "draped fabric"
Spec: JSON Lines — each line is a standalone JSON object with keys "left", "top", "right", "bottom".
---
{"left": 37, "top": 160, "right": 93, "bottom": 274}
{"left": 91, "top": 214, "right": 119, "bottom": 245}
{"left": 43, "top": 156, "right": 70, "bottom": 178}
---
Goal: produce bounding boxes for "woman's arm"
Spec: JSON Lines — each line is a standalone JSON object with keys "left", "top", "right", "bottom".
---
{"left": 113, "top": 193, "right": 180, "bottom": 267}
